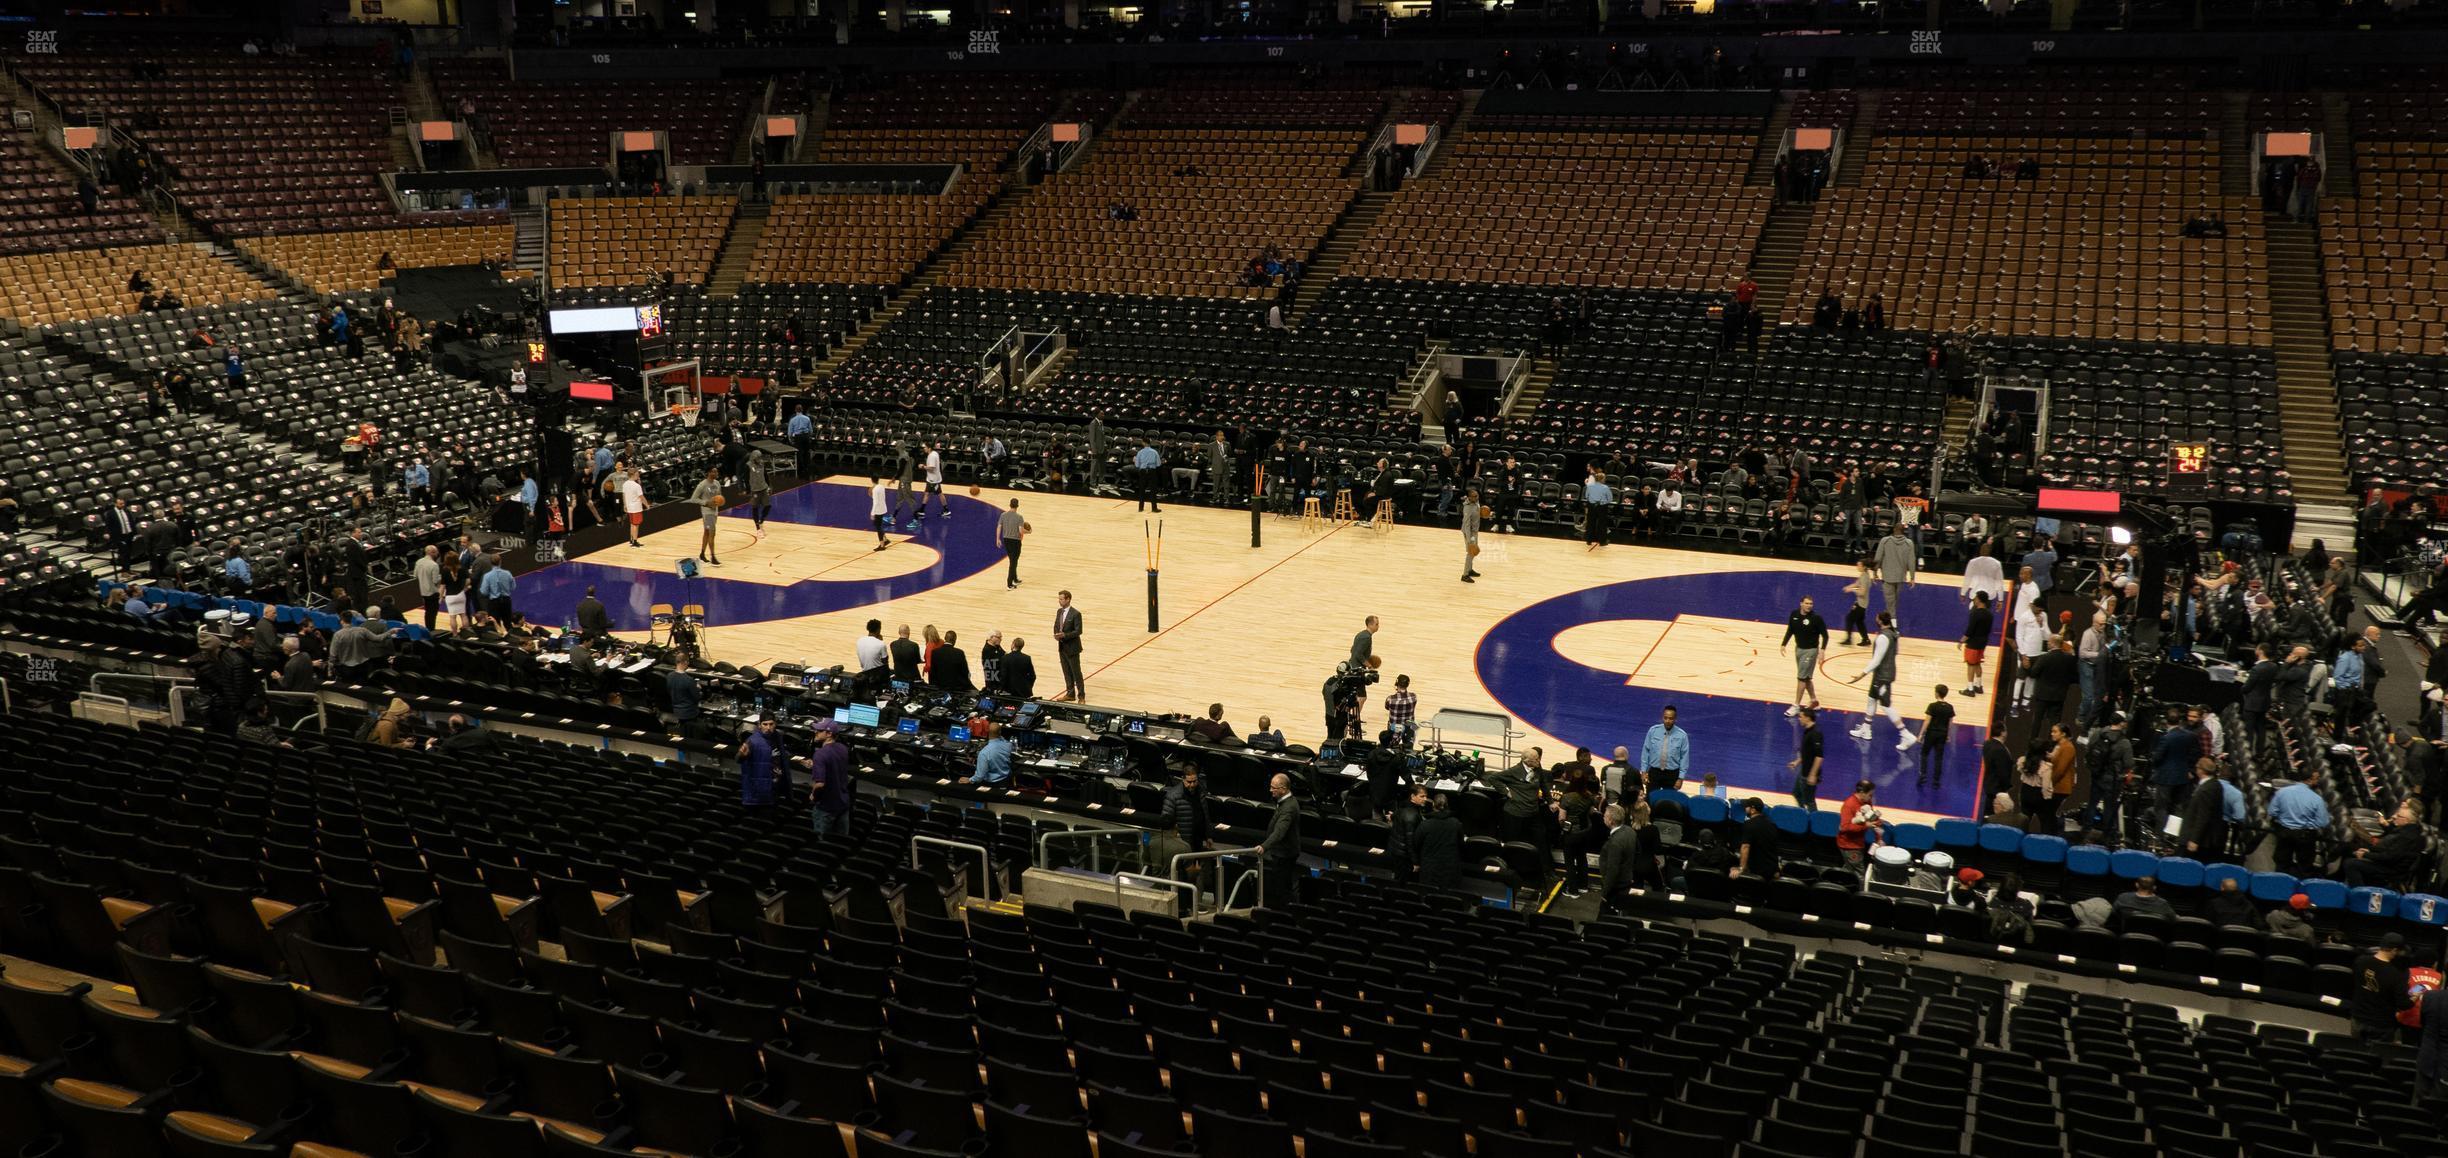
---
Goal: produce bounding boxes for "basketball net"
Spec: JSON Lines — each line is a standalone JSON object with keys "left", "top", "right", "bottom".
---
{"left": 672, "top": 403, "right": 701, "bottom": 428}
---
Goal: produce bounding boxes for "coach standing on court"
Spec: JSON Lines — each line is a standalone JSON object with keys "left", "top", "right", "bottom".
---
{"left": 998, "top": 499, "right": 1030, "bottom": 589}
{"left": 1460, "top": 486, "right": 1482, "bottom": 583}
{"left": 1134, "top": 440, "right": 1162, "bottom": 512}
{"left": 1054, "top": 589, "right": 1086, "bottom": 702}
{"left": 1583, "top": 469, "right": 1615, "bottom": 549}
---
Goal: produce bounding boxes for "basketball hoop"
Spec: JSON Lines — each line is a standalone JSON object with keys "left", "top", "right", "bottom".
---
{"left": 671, "top": 403, "right": 701, "bottom": 428}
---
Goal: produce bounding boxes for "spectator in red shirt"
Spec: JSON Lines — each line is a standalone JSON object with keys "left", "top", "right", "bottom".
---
{"left": 1734, "top": 274, "right": 1758, "bottom": 310}
{"left": 1837, "top": 779, "right": 1885, "bottom": 866}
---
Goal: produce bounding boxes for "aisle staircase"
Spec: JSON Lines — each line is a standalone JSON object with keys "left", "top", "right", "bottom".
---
{"left": 1285, "top": 190, "right": 1391, "bottom": 322}
{"left": 1745, "top": 205, "right": 1814, "bottom": 326}
{"left": 2264, "top": 219, "right": 2353, "bottom": 540}
{"left": 1409, "top": 90, "right": 1480, "bottom": 180}
{"left": 1504, "top": 357, "right": 1555, "bottom": 421}
{"left": 1744, "top": 93, "right": 1793, "bottom": 185}
{"left": 510, "top": 208, "right": 546, "bottom": 276}
{"left": 2219, "top": 93, "right": 2254, "bottom": 199}
{"left": 1831, "top": 92, "right": 1881, "bottom": 187}
{"left": 704, "top": 202, "right": 768, "bottom": 299}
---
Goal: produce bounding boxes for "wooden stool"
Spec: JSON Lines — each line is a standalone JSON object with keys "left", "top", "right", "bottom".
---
{"left": 1301, "top": 496, "right": 1326, "bottom": 532}
{"left": 1332, "top": 490, "right": 1357, "bottom": 522}
{"left": 1372, "top": 499, "right": 1395, "bottom": 532}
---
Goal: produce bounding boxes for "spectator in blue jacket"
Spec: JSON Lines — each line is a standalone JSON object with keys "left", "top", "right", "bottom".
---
{"left": 2149, "top": 709, "right": 2199, "bottom": 832}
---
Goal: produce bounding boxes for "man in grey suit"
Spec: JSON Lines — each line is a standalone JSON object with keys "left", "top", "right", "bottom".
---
{"left": 1054, "top": 589, "right": 1086, "bottom": 702}
{"left": 1461, "top": 487, "right": 1482, "bottom": 583}
{"left": 1260, "top": 773, "right": 1301, "bottom": 908}
{"left": 1597, "top": 803, "right": 1638, "bottom": 905}
{"left": 1087, "top": 414, "right": 1109, "bottom": 491}
{"left": 1206, "top": 431, "right": 1231, "bottom": 504}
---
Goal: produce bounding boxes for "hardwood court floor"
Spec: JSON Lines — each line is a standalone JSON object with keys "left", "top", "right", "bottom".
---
{"left": 517, "top": 478, "right": 1999, "bottom": 821}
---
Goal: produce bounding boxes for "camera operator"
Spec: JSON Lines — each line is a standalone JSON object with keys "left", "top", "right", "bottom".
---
{"left": 1322, "top": 654, "right": 1380, "bottom": 742}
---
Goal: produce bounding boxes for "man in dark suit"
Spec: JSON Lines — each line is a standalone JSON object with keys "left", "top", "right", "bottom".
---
{"left": 575, "top": 586, "right": 613, "bottom": 642}
{"left": 2273, "top": 645, "right": 2314, "bottom": 715}
{"left": 1000, "top": 638, "right": 1038, "bottom": 701}
{"left": 932, "top": 630, "right": 974, "bottom": 692}
{"left": 1054, "top": 589, "right": 1085, "bottom": 702}
{"left": 888, "top": 625, "right": 922, "bottom": 684}
{"left": 2239, "top": 643, "right": 2278, "bottom": 752}
{"left": 1260, "top": 772, "right": 1300, "bottom": 908}
{"left": 105, "top": 497, "right": 138, "bottom": 571}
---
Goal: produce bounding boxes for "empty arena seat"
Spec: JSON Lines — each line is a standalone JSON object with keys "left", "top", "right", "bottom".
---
{"left": 2020, "top": 834, "right": 2068, "bottom": 866}
{"left": 1769, "top": 806, "right": 1811, "bottom": 836}
{"left": 2250, "top": 872, "right": 2304, "bottom": 903}
{"left": 2297, "top": 879, "right": 2347, "bottom": 909}
{"left": 1888, "top": 823, "right": 1934, "bottom": 853}
{"left": 1933, "top": 818, "right": 1979, "bottom": 851}
{"left": 2154, "top": 857, "right": 2206, "bottom": 890}
{"left": 2065, "top": 844, "right": 2113, "bottom": 880}
{"left": 240, "top": 226, "right": 521, "bottom": 296}
{"left": 1976, "top": 824, "right": 2025, "bottom": 854}
{"left": 2109, "top": 849, "right": 2160, "bottom": 880}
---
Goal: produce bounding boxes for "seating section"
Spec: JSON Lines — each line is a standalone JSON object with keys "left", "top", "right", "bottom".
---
{"left": 559, "top": 284, "right": 879, "bottom": 379}
{"left": 0, "top": 129, "right": 160, "bottom": 254}
{"left": 239, "top": 226, "right": 521, "bottom": 297}
{"left": 16, "top": 47, "right": 400, "bottom": 236}
{"left": 0, "top": 329, "right": 358, "bottom": 588}
{"left": 429, "top": 59, "right": 755, "bottom": 169}
{"left": 810, "top": 73, "right": 1062, "bottom": 171}
{"left": 0, "top": 243, "right": 272, "bottom": 328}
{"left": 2325, "top": 94, "right": 2448, "bottom": 356}
{"left": 746, "top": 188, "right": 994, "bottom": 287}
{"left": 1788, "top": 136, "right": 2268, "bottom": 346}
{"left": 2331, "top": 351, "right": 2448, "bottom": 494}
{"left": 2017, "top": 341, "right": 2291, "bottom": 503}
{"left": 941, "top": 87, "right": 1376, "bottom": 298}
{"left": 548, "top": 196, "right": 738, "bottom": 289}
{"left": 1344, "top": 118, "right": 1766, "bottom": 291}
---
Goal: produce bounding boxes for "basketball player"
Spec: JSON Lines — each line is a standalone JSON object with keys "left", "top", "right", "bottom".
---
{"left": 868, "top": 476, "right": 891, "bottom": 552}
{"left": 1459, "top": 486, "right": 1482, "bottom": 583}
{"left": 1779, "top": 595, "right": 1828, "bottom": 716}
{"left": 1846, "top": 611, "right": 1908, "bottom": 741}
{"left": 923, "top": 441, "right": 947, "bottom": 521}
{"left": 745, "top": 448, "right": 773, "bottom": 539}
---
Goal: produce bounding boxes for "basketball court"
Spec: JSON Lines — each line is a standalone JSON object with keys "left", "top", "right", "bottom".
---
{"left": 514, "top": 478, "right": 2003, "bottom": 821}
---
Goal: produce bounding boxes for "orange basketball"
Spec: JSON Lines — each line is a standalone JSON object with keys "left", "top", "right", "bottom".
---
{"left": 1468, "top": 543, "right": 1482, "bottom": 557}
{"left": 1479, "top": 506, "right": 1494, "bottom": 520}
{"left": 968, "top": 484, "right": 981, "bottom": 496}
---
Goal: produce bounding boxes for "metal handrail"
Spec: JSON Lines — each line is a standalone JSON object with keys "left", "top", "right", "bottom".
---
{"left": 1116, "top": 871, "right": 1197, "bottom": 917}
{"left": 0, "top": 676, "right": 10, "bottom": 715}
{"left": 1036, "top": 826, "right": 1141, "bottom": 874}
{"left": 912, "top": 836, "right": 995, "bottom": 902}
{"left": 1170, "top": 846, "right": 1264, "bottom": 916}
{"left": 265, "top": 690, "right": 330, "bottom": 734}
{"left": 1219, "top": 870, "right": 1262, "bottom": 914}
{"left": 91, "top": 672, "right": 191, "bottom": 698}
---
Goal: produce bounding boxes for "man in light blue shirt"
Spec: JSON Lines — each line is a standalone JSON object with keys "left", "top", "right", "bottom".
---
{"left": 786, "top": 411, "right": 813, "bottom": 438}
{"left": 1639, "top": 706, "right": 1690, "bottom": 786}
{"left": 478, "top": 558, "right": 515, "bottom": 622}
{"left": 223, "top": 547, "right": 252, "bottom": 592}
{"left": 1133, "top": 442, "right": 1162, "bottom": 513}
{"left": 2269, "top": 768, "right": 2331, "bottom": 877}
{"left": 1583, "top": 470, "right": 1615, "bottom": 549}
{"left": 404, "top": 459, "right": 430, "bottom": 507}
{"left": 592, "top": 443, "right": 616, "bottom": 488}
{"left": 2024, "top": 538, "right": 2059, "bottom": 593}
{"left": 123, "top": 587, "right": 156, "bottom": 618}
{"left": 2331, "top": 637, "right": 2369, "bottom": 724}
{"left": 518, "top": 471, "right": 539, "bottom": 513}
{"left": 968, "top": 725, "right": 1013, "bottom": 786}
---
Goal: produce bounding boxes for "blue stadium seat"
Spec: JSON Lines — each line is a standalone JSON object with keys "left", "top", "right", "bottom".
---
{"left": 2400, "top": 895, "right": 2448, "bottom": 926}
{"left": 2202, "top": 863, "right": 2251, "bottom": 894}
{"left": 1933, "top": 818, "right": 1979, "bottom": 853}
{"left": 2020, "top": 835, "right": 2068, "bottom": 865}
{"left": 2297, "top": 879, "right": 2347, "bottom": 910}
{"left": 1976, "top": 824, "right": 2023, "bottom": 853}
{"left": 1889, "top": 823, "right": 1934, "bottom": 853}
{"left": 1645, "top": 789, "right": 1686, "bottom": 813}
{"left": 2249, "top": 872, "right": 2301, "bottom": 903}
{"left": 1809, "top": 811, "right": 1841, "bottom": 839}
{"left": 2154, "top": 857, "right": 2205, "bottom": 889}
{"left": 2066, "top": 845, "right": 2112, "bottom": 879}
{"left": 2109, "top": 849, "right": 2159, "bottom": 880}
{"left": 1688, "top": 796, "right": 1729, "bottom": 825}
{"left": 2346, "top": 887, "right": 2398, "bottom": 919}
{"left": 1769, "top": 805, "right": 1811, "bottom": 836}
